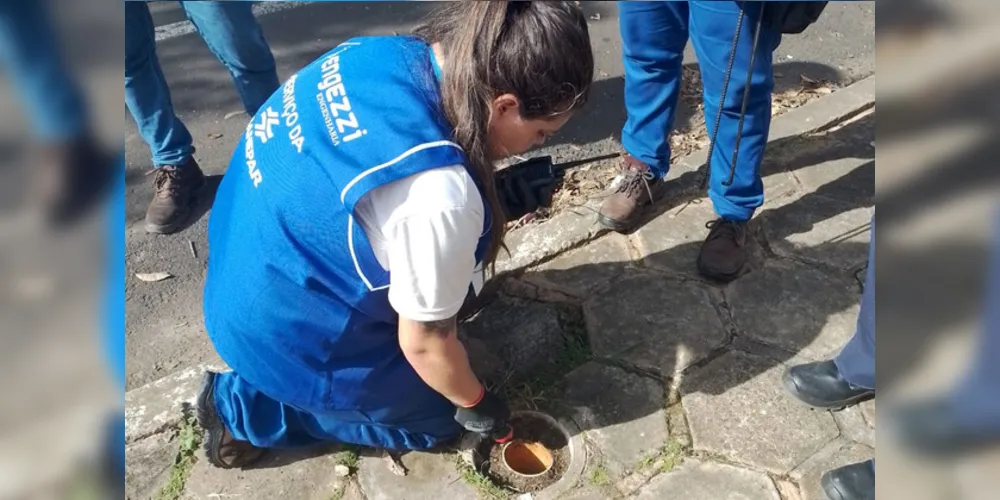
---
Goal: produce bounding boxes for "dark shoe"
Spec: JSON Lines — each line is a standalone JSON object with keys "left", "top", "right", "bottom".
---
{"left": 145, "top": 157, "right": 205, "bottom": 234}
{"left": 783, "top": 360, "right": 874, "bottom": 410}
{"left": 196, "top": 371, "right": 265, "bottom": 469}
{"left": 597, "top": 154, "right": 664, "bottom": 232}
{"left": 697, "top": 218, "right": 749, "bottom": 282}
{"left": 821, "top": 460, "right": 875, "bottom": 500}
{"left": 888, "top": 397, "right": 1000, "bottom": 458}
{"left": 36, "top": 134, "right": 115, "bottom": 226}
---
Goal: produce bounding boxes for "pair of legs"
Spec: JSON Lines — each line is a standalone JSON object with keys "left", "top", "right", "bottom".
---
{"left": 124, "top": 1, "right": 279, "bottom": 233}
{"left": 197, "top": 370, "right": 463, "bottom": 468}
{"left": 604, "top": 1, "right": 781, "bottom": 281}
{"left": 0, "top": 0, "right": 111, "bottom": 224}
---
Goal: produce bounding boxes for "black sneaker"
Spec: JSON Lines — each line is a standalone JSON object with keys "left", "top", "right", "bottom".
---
{"left": 144, "top": 157, "right": 205, "bottom": 234}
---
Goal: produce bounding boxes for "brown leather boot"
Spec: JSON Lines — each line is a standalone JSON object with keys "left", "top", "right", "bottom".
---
{"left": 145, "top": 157, "right": 205, "bottom": 234}
{"left": 697, "top": 218, "right": 749, "bottom": 282}
{"left": 597, "top": 154, "right": 664, "bottom": 232}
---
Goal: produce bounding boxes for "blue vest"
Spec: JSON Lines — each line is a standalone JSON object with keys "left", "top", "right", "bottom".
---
{"left": 204, "top": 37, "right": 491, "bottom": 440}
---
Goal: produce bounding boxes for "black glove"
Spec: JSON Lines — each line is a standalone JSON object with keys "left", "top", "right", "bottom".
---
{"left": 495, "top": 156, "right": 562, "bottom": 220}
{"left": 454, "top": 388, "right": 513, "bottom": 442}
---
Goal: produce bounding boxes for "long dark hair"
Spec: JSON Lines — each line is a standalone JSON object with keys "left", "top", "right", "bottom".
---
{"left": 414, "top": 1, "right": 594, "bottom": 266}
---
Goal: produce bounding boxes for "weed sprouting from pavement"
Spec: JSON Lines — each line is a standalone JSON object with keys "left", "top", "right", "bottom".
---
{"left": 589, "top": 465, "right": 611, "bottom": 486}
{"left": 333, "top": 445, "right": 360, "bottom": 472}
{"left": 456, "top": 457, "right": 513, "bottom": 500}
{"left": 155, "top": 412, "right": 203, "bottom": 500}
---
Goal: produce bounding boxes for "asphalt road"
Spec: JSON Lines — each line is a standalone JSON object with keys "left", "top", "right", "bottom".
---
{"left": 124, "top": 1, "right": 875, "bottom": 390}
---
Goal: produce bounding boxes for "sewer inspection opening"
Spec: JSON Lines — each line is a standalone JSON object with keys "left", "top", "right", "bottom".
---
{"left": 488, "top": 412, "right": 570, "bottom": 492}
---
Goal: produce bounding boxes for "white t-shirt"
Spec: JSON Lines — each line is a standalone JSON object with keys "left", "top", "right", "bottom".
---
{"left": 354, "top": 165, "right": 485, "bottom": 322}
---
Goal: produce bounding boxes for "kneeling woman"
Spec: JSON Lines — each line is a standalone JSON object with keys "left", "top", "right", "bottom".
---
{"left": 198, "top": 2, "right": 594, "bottom": 468}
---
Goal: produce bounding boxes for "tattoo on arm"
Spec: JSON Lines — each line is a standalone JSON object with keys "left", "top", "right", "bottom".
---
{"left": 420, "top": 315, "right": 457, "bottom": 336}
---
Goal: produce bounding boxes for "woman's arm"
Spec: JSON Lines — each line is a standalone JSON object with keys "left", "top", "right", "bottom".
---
{"left": 397, "top": 314, "right": 483, "bottom": 406}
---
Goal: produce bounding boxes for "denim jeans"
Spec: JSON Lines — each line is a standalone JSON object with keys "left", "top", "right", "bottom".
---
{"left": 0, "top": 0, "right": 87, "bottom": 141}
{"left": 618, "top": 1, "right": 781, "bottom": 221}
{"left": 125, "top": 1, "right": 279, "bottom": 167}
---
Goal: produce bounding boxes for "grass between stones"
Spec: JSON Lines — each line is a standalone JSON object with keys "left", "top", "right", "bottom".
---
{"left": 589, "top": 465, "right": 611, "bottom": 487}
{"left": 155, "top": 412, "right": 203, "bottom": 500}
{"left": 456, "top": 458, "right": 513, "bottom": 500}
{"left": 499, "top": 304, "right": 592, "bottom": 411}
{"left": 637, "top": 438, "right": 688, "bottom": 474}
{"left": 333, "top": 445, "right": 360, "bottom": 472}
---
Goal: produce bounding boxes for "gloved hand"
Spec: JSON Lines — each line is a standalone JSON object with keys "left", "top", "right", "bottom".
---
{"left": 495, "top": 156, "right": 562, "bottom": 220}
{"left": 454, "top": 386, "right": 513, "bottom": 443}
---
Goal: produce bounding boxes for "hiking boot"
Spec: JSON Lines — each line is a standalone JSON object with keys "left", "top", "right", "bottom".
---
{"left": 597, "top": 154, "right": 664, "bottom": 232}
{"left": 36, "top": 134, "right": 115, "bottom": 226}
{"left": 197, "top": 371, "right": 265, "bottom": 469}
{"left": 145, "top": 157, "right": 205, "bottom": 234}
{"left": 697, "top": 218, "right": 749, "bottom": 282}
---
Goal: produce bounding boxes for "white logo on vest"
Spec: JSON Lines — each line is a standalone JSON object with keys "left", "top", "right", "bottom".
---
{"left": 254, "top": 107, "right": 280, "bottom": 144}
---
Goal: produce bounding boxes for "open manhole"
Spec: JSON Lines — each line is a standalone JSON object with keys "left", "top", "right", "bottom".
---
{"left": 486, "top": 411, "right": 575, "bottom": 493}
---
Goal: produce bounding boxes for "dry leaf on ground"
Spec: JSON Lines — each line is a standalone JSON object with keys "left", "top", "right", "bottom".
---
{"left": 135, "top": 272, "right": 173, "bottom": 282}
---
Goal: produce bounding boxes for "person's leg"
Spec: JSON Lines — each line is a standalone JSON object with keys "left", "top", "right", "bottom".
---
{"left": 784, "top": 217, "right": 875, "bottom": 409}
{"left": 0, "top": 0, "right": 85, "bottom": 140}
{"left": 834, "top": 217, "right": 876, "bottom": 391}
{"left": 689, "top": 1, "right": 781, "bottom": 282}
{"left": 618, "top": 0, "right": 688, "bottom": 177}
{"left": 948, "top": 210, "right": 1000, "bottom": 433}
{"left": 182, "top": 1, "right": 279, "bottom": 115}
{"left": 124, "top": 1, "right": 193, "bottom": 167}
{"left": 0, "top": 0, "right": 111, "bottom": 224}
{"left": 206, "top": 371, "right": 459, "bottom": 464}
{"left": 599, "top": 1, "right": 688, "bottom": 231}
{"left": 125, "top": 2, "right": 205, "bottom": 235}
{"left": 689, "top": 0, "right": 781, "bottom": 223}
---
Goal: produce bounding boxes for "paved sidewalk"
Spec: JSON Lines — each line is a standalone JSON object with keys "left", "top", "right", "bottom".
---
{"left": 126, "top": 77, "right": 889, "bottom": 500}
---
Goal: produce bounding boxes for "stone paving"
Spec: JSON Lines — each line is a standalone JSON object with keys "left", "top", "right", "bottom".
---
{"left": 126, "top": 80, "right": 878, "bottom": 499}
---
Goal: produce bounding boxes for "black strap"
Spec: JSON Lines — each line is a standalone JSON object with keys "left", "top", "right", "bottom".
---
{"left": 703, "top": 2, "right": 765, "bottom": 190}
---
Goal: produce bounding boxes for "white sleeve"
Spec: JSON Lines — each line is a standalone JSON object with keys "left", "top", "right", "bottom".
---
{"left": 386, "top": 206, "right": 484, "bottom": 322}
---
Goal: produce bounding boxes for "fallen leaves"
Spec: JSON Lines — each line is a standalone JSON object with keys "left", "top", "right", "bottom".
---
{"left": 135, "top": 272, "right": 173, "bottom": 282}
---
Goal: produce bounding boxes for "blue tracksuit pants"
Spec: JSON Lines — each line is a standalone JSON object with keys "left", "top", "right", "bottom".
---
{"left": 619, "top": 1, "right": 781, "bottom": 221}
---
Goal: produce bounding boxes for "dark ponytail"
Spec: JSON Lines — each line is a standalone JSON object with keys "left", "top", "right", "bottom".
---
{"left": 415, "top": 1, "right": 594, "bottom": 266}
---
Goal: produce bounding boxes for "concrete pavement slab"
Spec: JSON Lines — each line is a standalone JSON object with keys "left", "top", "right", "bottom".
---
{"left": 633, "top": 459, "right": 780, "bottom": 500}
{"left": 125, "top": 433, "right": 178, "bottom": 500}
{"left": 560, "top": 363, "right": 667, "bottom": 477}
{"left": 788, "top": 439, "right": 874, "bottom": 500}
{"left": 584, "top": 272, "right": 729, "bottom": 376}
{"left": 358, "top": 451, "right": 478, "bottom": 500}
{"left": 523, "top": 233, "right": 633, "bottom": 299}
{"left": 680, "top": 351, "right": 839, "bottom": 475}
{"left": 184, "top": 445, "right": 350, "bottom": 500}
{"left": 727, "top": 260, "right": 859, "bottom": 363}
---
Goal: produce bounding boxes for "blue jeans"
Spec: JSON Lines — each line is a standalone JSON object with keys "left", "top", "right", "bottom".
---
{"left": 834, "top": 216, "right": 876, "bottom": 390}
{"left": 125, "top": 1, "right": 278, "bottom": 167}
{"left": 618, "top": 1, "right": 781, "bottom": 221}
{"left": 0, "top": 0, "right": 86, "bottom": 140}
